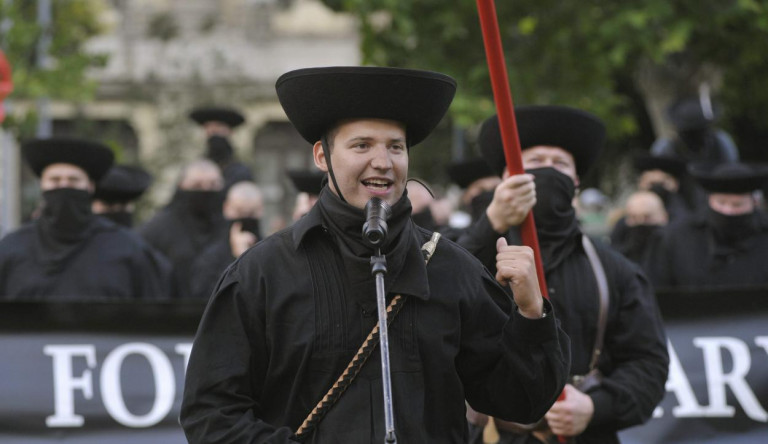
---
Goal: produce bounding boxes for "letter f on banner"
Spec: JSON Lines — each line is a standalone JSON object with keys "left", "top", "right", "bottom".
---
{"left": 44, "top": 345, "right": 97, "bottom": 427}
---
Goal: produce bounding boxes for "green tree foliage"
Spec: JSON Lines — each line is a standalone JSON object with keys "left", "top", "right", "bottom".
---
{"left": 322, "top": 0, "right": 768, "bottom": 186}
{"left": 0, "top": 0, "right": 108, "bottom": 104}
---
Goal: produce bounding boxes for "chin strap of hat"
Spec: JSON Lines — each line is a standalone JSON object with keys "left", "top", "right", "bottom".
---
{"left": 321, "top": 134, "right": 347, "bottom": 203}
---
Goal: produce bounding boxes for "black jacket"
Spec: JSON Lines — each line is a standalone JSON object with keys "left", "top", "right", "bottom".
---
{"left": 181, "top": 201, "right": 570, "bottom": 443}
{"left": 655, "top": 212, "right": 768, "bottom": 290}
{"left": 0, "top": 218, "right": 172, "bottom": 300}
{"left": 458, "top": 214, "right": 669, "bottom": 444}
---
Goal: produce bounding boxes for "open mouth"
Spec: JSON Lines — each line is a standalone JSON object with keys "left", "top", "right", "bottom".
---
{"left": 362, "top": 178, "right": 393, "bottom": 192}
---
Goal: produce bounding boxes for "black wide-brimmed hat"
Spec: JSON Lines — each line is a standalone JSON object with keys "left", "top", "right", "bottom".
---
{"left": 667, "top": 96, "right": 720, "bottom": 131}
{"left": 478, "top": 105, "right": 605, "bottom": 178}
{"left": 22, "top": 137, "right": 114, "bottom": 181}
{"left": 275, "top": 66, "right": 457, "bottom": 146}
{"left": 633, "top": 153, "right": 687, "bottom": 178}
{"left": 689, "top": 162, "right": 768, "bottom": 194}
{"left": 189, "top": 106, "right": 245, "bottom": 128}
{"left": 446, "top": 158, "right": 495, "bottom": 189}
{"left": 287, "top": 169, "right": 326, "bottom": 196}
{"left": 94, "top": 165, "right": 153, "bottom": 203}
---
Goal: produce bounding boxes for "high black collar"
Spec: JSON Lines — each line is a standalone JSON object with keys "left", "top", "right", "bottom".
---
{"left": 293, "top": 187, "right": 430, "bottom": 301}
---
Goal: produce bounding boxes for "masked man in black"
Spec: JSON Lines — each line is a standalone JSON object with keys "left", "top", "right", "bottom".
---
{"left": 92, "top": 164, "right": 153, "bottom": 227}
{"left": 190, "top": 106, "right": 254, "bottom": 191}
{"left": 610, "top": 190, "right": 668, "bottom": 284}
{"left": 460, "top": 106, "right": 669, "bottom": 444}
{"left": 447, "top": 157, "right": 501, "bottom": 225}
{"left": 181, "top": 67, "right": 570, "bottom": 443}
{"left": 0, "top": 138, "right": 172, "bottom": 300}
{"left": 287, "top": 168, "right": 325, "bottom": 222}
{"left": 189, "top": 180, "right": 263, "bottom": 300}
{"left": 651, "top": 95, "right": 739, "bottom": 163}
{"left": 139, "top": 159, "right": 228, "bottom": 298}
{"left": 654, "top": 162, "right": 768, "bottom": 290}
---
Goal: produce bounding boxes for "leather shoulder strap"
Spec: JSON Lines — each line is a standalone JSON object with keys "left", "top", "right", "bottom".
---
{"left": 581, "top": 235, "right": 609, "bottom": 371}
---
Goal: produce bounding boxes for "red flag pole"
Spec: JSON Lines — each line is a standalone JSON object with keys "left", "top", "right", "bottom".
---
{"left": 476, "top": 3, "right": 567, "bottom": 439}
{"left": 475, "top": 0, "right": 547, "bottom": 300}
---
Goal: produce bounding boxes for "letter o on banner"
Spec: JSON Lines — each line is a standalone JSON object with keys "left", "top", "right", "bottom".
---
{"left": 100, "top": 343, "right": 176, "bottom": 427}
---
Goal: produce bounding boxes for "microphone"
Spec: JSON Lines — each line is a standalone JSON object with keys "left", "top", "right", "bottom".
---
{"left": 363, "top": 197, "right": 392, "bottom": 246}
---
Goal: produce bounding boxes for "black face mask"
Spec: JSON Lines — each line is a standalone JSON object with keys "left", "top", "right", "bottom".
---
{"left": 678, "top": 128, "right": 707, "bottom": 152}
{"left": 175, "top": 190, "right": 224, "bottom": 219}
{"left": 469, "top": 190, "right": 494, "bottom": 222}
{"left": 40, "top": 188, "right": 94, "bottom": 241}
{"left": 621, "top": 224, "right": 663, "bottom": 260}
{"left": 229, "top": 217, "right": 261, "bottom": 238}
{"left": 207, "top": 135, "right": 234, "bottom": 164}
{"left": 100, "top": 211, "right": 133, "bottom": 228}
{"left": 708, "top": 208, "right": 758, "bottom": 244}
{"left": 411, "top": 207, "right": 438, "bottom": 231}
{"left": 529, "top": 167, "right": 576, "bottom": 230}
{"left": 649, "top": 182, "right": 672, "bottom": 205}
{"left": 524, "top": 167, "right": 581, "bottom": 271}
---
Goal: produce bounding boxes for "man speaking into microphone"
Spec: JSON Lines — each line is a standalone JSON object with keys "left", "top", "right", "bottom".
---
{"left": 181, "top": 66, "right": 570, "bottom": 444}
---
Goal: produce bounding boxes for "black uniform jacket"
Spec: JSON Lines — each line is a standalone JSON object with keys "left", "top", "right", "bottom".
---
{"left": 181, "top": 204, "right": 570, "bottom": 444}
{"left": 0, "top": 218, "right": 172, "bottom": 300}
{"left": 655, "top": 212, "right": 768, "bottom": 290}
{"left": 139, "top": 200, "right": 228, "bottom": 298}
{"left": 458, "top": 214, "right": 669, "bottom": 444}
{"left": 190, "top": 240, "right": 235, "bottom": 300}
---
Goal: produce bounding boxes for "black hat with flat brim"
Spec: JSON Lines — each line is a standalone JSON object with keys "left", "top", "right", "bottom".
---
{"left": 23, "top": 137, "right": 114, "bottom": 181}
{"left": 633, "top": 153, "right": 687, "bottom": 178}
{"left": 275, "top": 66, "right": 457, "bottom": 147}
{"left": 94, "top": 165, "right": 153, "bottom": 203}
{"left": 447, "top": 158, "right": 495, "bottom": 189}
{"left": 189, "top": 106, "right": 245, "bottom": 128}
{"left": 668, "top": 97, "right": 720, "bottom": 131}
{"left": 287, "top": 169, "right": 326, "bottom": 196}
{"left": 479, "top": 105, "right": 605, "bottom": 178}
{"left": 689, "top": 162, "right": 768, "bottom": 194}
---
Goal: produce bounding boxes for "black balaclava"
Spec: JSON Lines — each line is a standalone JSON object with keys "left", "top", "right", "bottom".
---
{"left": 411, "top": 207, "right": 438, "bottom": 232}
{"left": 34, "top": 188, "right": 99, "bottom": 274}
{"left": 229, "top": 217, "right": 261, "bottom": 239}
{"left": 38, "top": 188, "right": 94, "bottom": 241}
{"left": 174, "top": 190, "right": 224, "bottom": 220}
{"left": 649, "top": 182, "right": 673, "bottom": 206}
{"left": 469, "top": 190, "right": 495, "bottom": 222}
{"left": 207, "top": 135, "right": 234, "bottom": 165}
{"left": 708, "top": 207, "right": 759, "bottom": 246}
{"left": 621, "top": 224, "right": 663, "bottom": 261}
{"left": 525, "top": 167, "right": 581, "bottom": 272}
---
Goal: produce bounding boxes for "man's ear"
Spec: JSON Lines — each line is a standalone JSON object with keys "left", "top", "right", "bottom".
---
{"left": 573, "top": 175, "right": 580, "bottom": 189}
{"left": 313, "top": 141, "right": 329, "bottom": 172}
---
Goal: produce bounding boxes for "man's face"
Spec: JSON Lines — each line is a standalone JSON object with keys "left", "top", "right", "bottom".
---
{"left": 625, "top": 192, "right": 668, "bottom": 226}
{"left": 40, "top": 163, "right": 93, "bottom": 192}
{"left": 638, "top": 169, "right": 679, "bottom": 193}
{"left": 203, "top": 121, "right": 232, "bottom": 138}
{"left": 521, "top": 146, "right": 579, "bottom": 186}
{"left": 313, "top": 118, "right": 408, "bottom": 209}
{"left": 179, "top": 166, "right": 224, "bottom": 191}
{"left": 709, "top": 193, "right": 755, "bottom": 216}
{"left": 463, "top": 176, "right": 501, "bottom": 205}
{"left": 223, "top": 193, "right": 263, "bottom": 219}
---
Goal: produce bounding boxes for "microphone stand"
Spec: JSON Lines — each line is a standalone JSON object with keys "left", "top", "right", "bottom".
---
{"left": 370, "top": 248, "right": 397, "bottom": 444}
